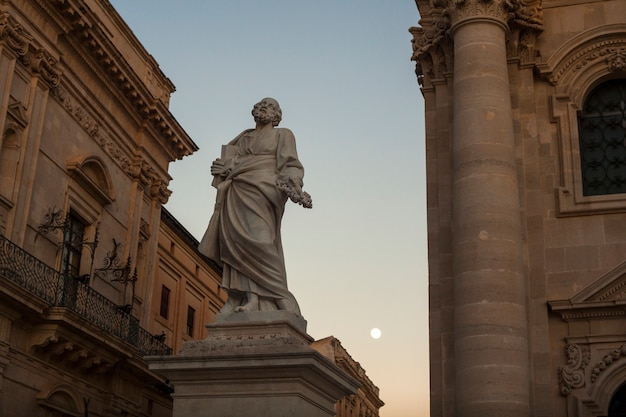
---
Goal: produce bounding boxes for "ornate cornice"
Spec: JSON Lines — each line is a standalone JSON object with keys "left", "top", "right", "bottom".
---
{"left": 558, "top": 310, "right": 626, "bottom": 321}
{"left": 36, "top": 0, "right": 197, "bottom": 161}
{"left": 549, "top": 260, "right": 626, "bottom": 312}
{"left": 410, "top": 0, "right": 543, "bottom": 86}
{"left": 596, "top": 276, "right": 626, "bottom": 302}
{"left": 0, "top": 12, "right": 62, "bottom": 88}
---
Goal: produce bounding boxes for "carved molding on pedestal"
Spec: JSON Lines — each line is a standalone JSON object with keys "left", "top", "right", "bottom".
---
{"left": 182, "top": 312, "right": 311, "bottom": 356}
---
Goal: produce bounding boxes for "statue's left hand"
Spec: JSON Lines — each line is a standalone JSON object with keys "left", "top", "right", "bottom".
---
{"left": 277, "top": 177, "right": 312, "bottom": 209}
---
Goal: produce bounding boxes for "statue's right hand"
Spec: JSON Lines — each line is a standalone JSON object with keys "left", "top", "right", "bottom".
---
{"left": 210, "top": 158, "right": 225, "bottom": 176}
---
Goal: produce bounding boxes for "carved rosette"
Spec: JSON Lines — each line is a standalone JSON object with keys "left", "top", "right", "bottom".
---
{"left": 0, "top": 12, "right": 62, "bottom": 88}
{"left": 606, "top": 47, "right": 626, "bottom": 73}
{"left": 410, "top": 0, "right": 543, "bottom": 86}
{"left": 558, "top": 343, "right": 590, "bottom": 395}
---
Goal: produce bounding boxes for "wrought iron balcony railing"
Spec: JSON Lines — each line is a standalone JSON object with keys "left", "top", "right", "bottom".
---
{"left": 0, "top": 234, "right": 171, "bottom": 356}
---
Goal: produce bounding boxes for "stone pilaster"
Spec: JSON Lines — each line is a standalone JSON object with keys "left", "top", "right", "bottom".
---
{"left": 449, "top": 1, "right": 530, "bottom": 416}
{"left": 0, "top": 314, "right": 12, "bottom": 415}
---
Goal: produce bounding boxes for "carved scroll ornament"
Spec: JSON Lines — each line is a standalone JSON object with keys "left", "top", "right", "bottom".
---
{"left": 558, "top": 343, "right": 590, "bottom": 396}
{"left": 0, "top": 12, "right": 61, "bottom": 87}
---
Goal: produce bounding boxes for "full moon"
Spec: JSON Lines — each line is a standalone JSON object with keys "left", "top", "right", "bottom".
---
{"left": 370, "top": 328, "right": 382, "bottom": 339}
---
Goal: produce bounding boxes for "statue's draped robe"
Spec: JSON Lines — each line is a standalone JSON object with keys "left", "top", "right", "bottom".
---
{"left": 199, "top": 128, "right": 303, "bottom": 313}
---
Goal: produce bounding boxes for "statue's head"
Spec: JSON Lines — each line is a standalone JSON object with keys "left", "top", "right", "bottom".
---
{"left": 252, "top": 97, "right": 282, "bottom": 127}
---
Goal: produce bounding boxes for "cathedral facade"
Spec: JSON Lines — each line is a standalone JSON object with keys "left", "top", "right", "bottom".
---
{"left": 411, "top": 0, "right": 626, "bottom": 416}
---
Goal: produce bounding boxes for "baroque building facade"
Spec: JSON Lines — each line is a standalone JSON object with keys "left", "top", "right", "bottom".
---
{"left": 0, "top": 0, "right": 226, "bottom": 415}
{"left": 313, "top": 337, "right": 385, "bottom": 417}
{"left": 0, "top": 1, "right": 382, "bottom": 416}
{"left": 410, "top": 0, "right": 626, "bottom": 416}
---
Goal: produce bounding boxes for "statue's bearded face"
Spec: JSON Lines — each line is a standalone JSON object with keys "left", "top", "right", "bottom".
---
{"left": 252, "top": 98, "right": 282, "bottom": 126}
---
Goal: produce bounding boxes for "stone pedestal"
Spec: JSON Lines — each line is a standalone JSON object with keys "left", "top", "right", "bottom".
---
{"left": 147, "top": 312, "right": 359, "bottom": 417}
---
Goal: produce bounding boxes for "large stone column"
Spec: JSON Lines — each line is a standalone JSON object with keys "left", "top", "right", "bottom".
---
{"left": 449, "top": 1, "right": 529, "bottom": 415}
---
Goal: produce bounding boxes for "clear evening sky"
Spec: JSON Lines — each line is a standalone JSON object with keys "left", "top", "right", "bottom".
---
{"left": 109, "top": 2, "right": 428, "bottom": 416}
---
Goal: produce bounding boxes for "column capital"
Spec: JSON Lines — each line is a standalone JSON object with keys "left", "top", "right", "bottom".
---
{"left": 410, "top": 7, "right": 453, "bottom": 86}
{"left": 410, "top": 0, "right": 543, "bottom": 86}
{"left": 450, "top": 0, "right": 543, "bottom": 29}
{"left": 449, "top": 0, "right": 512, "bottom": 30}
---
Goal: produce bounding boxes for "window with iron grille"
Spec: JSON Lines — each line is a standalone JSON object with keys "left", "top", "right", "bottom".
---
{"left": 61, "top": 212, "right": 85, "bottom": 278}
{"left": 159, "top": 285, "right": 170, "bottom": 319}
{"left": 578, "top": 79, "right": 626, "bottom": 196}
{"left": 186, "top": 306, "right": 195, "bottom": 337}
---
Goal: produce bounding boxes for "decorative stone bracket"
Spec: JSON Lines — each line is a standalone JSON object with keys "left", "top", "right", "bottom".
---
{"left": 30, "top": 328, "right": 117, "bottom": 374}
{"left": 0, "top": 12, "right": 62, "bottom": 88}
{"left": 558, "top": 343, "right": 590, "bottom": 395}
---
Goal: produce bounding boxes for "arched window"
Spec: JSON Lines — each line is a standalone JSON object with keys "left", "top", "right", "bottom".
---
{"left": 578, "top": 79, "right": 626, "bottom": 196}
{"left": 608, "top": 383, "right": 626, "bottom": 417}
{"left": 37, "top": 386, "right": 81, "bottom": 417}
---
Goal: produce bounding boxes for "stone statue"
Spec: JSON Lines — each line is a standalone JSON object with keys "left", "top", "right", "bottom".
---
{"left": 199, "top": 98, "right": 312, "bottom": 317}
